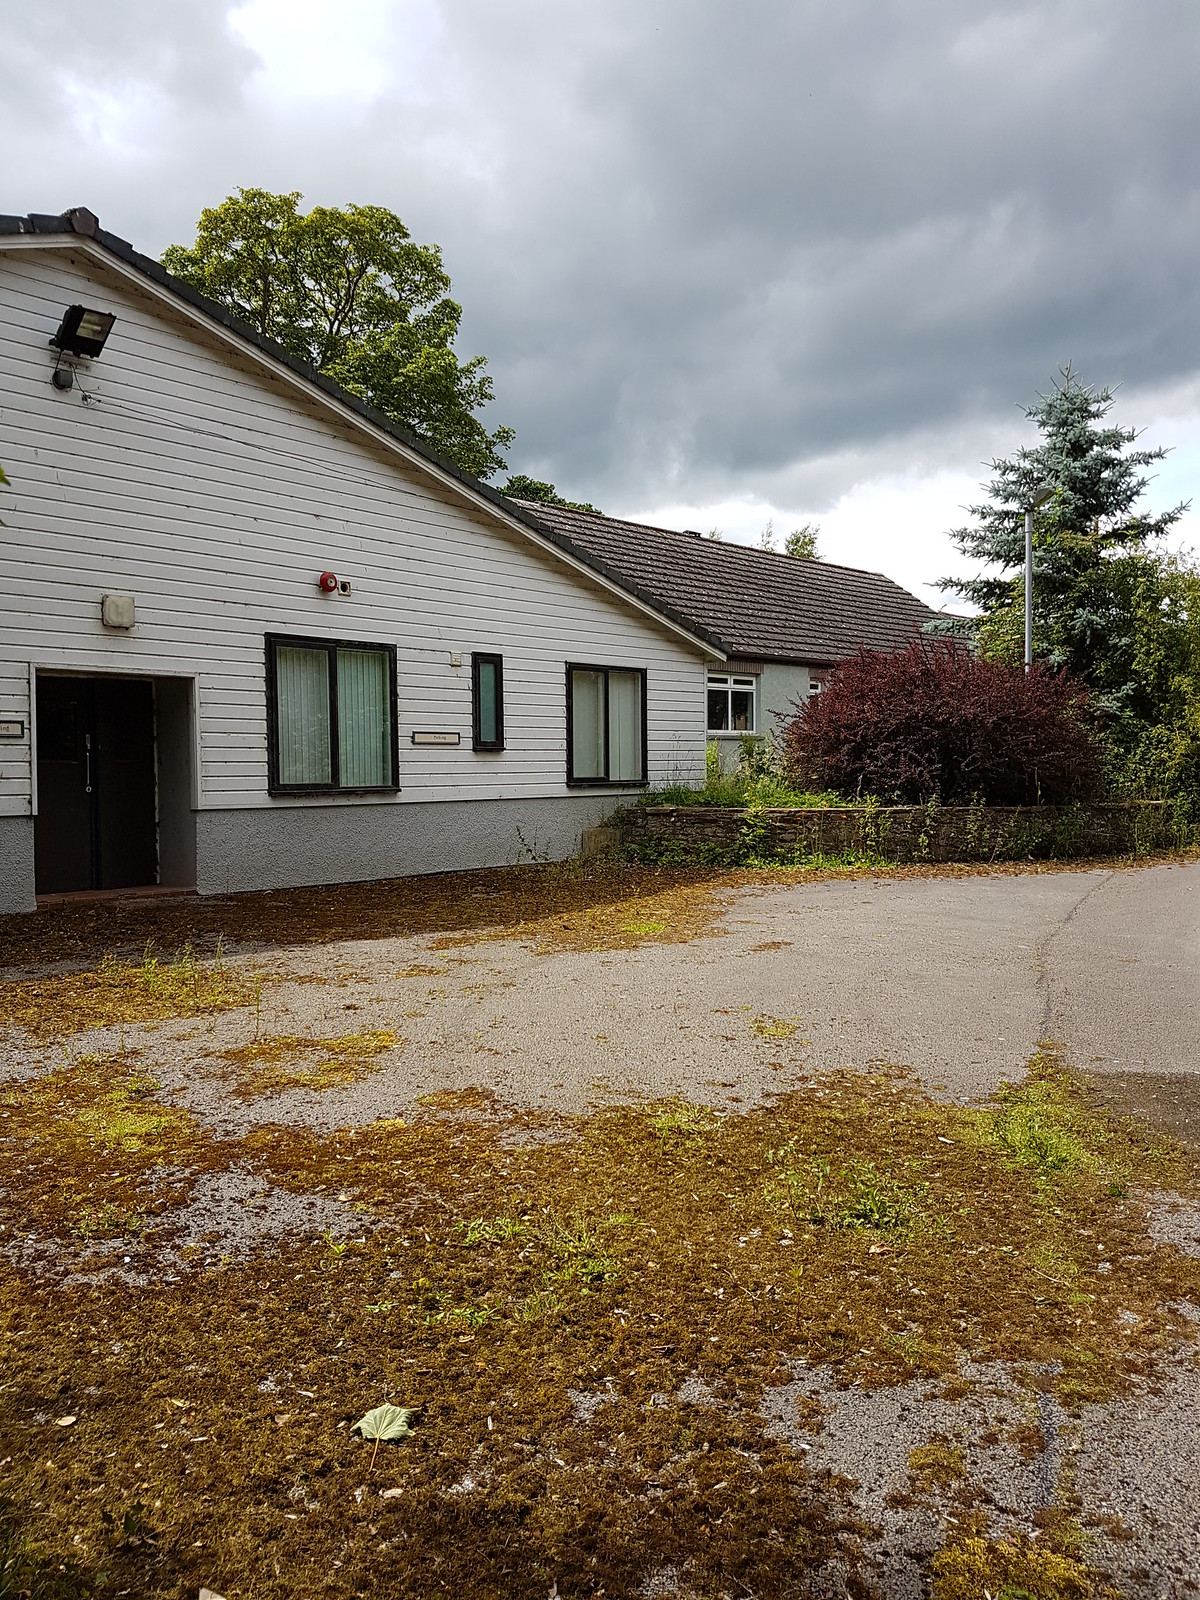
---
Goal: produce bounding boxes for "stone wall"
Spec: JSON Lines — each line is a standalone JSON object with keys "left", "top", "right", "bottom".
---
{"left": 610, "top": 801, "right": 1176, "bottom": 865}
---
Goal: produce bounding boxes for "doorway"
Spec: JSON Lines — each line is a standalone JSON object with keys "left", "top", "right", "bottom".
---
{"left": 35, "top": 676, "right": 158, "bottom": 894}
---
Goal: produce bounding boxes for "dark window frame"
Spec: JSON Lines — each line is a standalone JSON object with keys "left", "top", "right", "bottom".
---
{"left": 265, "top": 632, "right": 400, "bottom": 797}
{"left": 565, "top": 662, "right": 648, "bottom": 787}
{"left": 471, "top": 652, "right": 505, "bottom": 752}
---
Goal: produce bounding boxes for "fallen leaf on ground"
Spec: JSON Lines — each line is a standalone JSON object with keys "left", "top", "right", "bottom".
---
{"left": 351, "top": 1403, "right": 416, "bottom": 1443}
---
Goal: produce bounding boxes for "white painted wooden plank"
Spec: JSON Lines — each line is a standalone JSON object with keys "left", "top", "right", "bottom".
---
{"left": 0, "top": 245, "right": 709, "bottom": 816}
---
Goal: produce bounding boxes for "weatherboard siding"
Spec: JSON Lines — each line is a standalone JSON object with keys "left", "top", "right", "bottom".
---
{"left": 0, "top": 246, "right": 709, "bottom": 824}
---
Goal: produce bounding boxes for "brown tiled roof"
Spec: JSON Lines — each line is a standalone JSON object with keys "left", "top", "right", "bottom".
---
{"left": 513, "top": 501, "right": 938, "bottom": 664}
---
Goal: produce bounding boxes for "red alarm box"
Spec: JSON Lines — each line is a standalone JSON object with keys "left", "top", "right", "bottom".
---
{"left": 318, "top": 571, "right": 338, "bottom": 593}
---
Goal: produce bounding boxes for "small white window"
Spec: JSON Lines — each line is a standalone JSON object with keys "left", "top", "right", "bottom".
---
{"left": 707, "top": 674, "right": 757, "bottom": 734}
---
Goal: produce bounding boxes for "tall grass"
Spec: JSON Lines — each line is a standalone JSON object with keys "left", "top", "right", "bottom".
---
{"left": 643, "top": 737, "right": 843, "bottom": 809}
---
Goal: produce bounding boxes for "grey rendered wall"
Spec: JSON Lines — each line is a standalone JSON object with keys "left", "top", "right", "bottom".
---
{"left": 758, "top": 663, "right": 810, "bottom": 741}
{"left": 0, "top": 815, "right": 35, "bottom": 914}
{"left": 195, "top": 793, "right": 628, "bottom": 895}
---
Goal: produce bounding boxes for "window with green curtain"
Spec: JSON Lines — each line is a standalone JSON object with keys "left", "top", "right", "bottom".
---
{"left": 567, "top": 664, "right": 645, "bottom": 783}
{"left": 275, "top": 645, "right": 331, "bottom": 786}
{"left": 269, "top": 635, "right": 396, "bottom": 792}
{"left": 608, "top": 669, "right": 643, "bottom": 781}
{"left": 570, "top": 668, "right": 606, "bottom": 779}
{"left": 338, "top": 647, "right": 391, "bottom": 786}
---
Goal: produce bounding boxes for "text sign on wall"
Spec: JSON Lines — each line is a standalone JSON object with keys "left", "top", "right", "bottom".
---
{"left": 410, "top": 730, "right": 461, "bottom": 746}
{"left": 0, "top": 719, "right": 24, "bottom": 740}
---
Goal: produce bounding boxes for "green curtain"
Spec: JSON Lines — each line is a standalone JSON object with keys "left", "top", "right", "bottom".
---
{"left": 276, "top": 646, "right": 331, "bottom": 785}
{"left": 338, "top": 648, "right": 391, "bottom": 787}
{"left": 608, "top": 669, "right": 643, "bottom": 781}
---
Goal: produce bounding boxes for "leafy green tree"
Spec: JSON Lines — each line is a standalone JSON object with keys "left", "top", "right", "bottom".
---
{"left": 500, "top": 475, "right": 599, "bottom": 513}
{"left": 784, "top": 522, "right": 820, "bottom": 560}
{"left": 1117, "top": 554, "right": 1200, "bottom": 806}
{"left": 162, "top": 188, "right": 513, "bottom": 480}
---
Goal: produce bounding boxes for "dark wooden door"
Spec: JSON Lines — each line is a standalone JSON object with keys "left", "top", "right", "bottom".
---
{"left": 35, "top": 677, "right": 157, "bottom": 894}
{"left": 95, "top": 679, "right": 157, "bottom": 889}
{"left": 34, "top": 678, "right": 95, "bottom": 894}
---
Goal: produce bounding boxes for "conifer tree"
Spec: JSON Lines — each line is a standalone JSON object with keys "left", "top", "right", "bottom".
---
{"left": 942, "top": 367, "right": 1186, "bottom": 722}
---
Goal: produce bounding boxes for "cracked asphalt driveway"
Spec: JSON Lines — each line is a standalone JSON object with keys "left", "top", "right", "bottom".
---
{"left": 704, "top": 857, "right": 1199, "bottom": 1100}
{"left": 190, "top": 856, "right": 1193, "bottom": 1119}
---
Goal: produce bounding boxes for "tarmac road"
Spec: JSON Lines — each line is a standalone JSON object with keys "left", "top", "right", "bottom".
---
{"left": 66, "top": 857, "right": 1195, "bottom": 1138}
{"left": 707, "top": 856, "right": 1200, "bottom": 1099}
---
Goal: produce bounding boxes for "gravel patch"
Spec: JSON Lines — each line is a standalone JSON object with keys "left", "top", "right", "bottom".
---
{"left": 1147, "top": 1192, "right": 1200, "bottom": 1259}
{"left": 761, "top": 1351, "right": 1200, "bottom": 1598}
{"left": 1, "top": 1164, "right": 363, "bottom": 1287}
{"left": 1074, "top": 1351, "right": 1200, "bottom": 1597}
{"left": 762, "top": 1360, "right": 1076, "bottom": 1598}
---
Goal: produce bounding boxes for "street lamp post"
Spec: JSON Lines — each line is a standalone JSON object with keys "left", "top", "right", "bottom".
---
{"left": 1024, "top": 483, "right": 1055, "bottom": 671}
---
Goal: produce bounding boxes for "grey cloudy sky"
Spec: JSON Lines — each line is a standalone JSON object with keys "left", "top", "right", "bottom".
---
{"left": 4, "top": 0, "right": 1199, "bottom": 598}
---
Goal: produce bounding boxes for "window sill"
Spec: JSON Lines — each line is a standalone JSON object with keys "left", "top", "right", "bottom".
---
{"left": 706, "top": 731, "right": 760, "bottom": 739}
{"left": 566, "top": 778, "right": 649, "bottom": 790}
{"left": 267, "top": 785, "right": 401, "bottom": 799}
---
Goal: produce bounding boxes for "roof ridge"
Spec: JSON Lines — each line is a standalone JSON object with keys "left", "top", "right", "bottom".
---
{"left": 516, "top": 498, "right": 918, "bottom": 591}
{"left": 513, "top": 495, "right": 936, "bottom": 662}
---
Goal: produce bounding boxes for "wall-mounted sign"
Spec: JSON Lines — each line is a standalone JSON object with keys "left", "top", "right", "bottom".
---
{"left": 411, "top": 730, "right": 461, "bottom": 746}
{"left": 0, "top": 718, "right": 24, "bottom": 740}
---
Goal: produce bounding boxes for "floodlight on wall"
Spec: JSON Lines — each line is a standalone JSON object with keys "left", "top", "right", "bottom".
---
{"left": 49, "top": 304, "right": 116, "bottom": 390}
{"left": 51, "top": 305, "right": 116, "bottom": 358}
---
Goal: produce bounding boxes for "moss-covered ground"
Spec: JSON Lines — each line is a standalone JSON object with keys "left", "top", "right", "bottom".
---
{"left": 2, "top": 1040, "right": 1195, "bottom": 1598}
{"left": 0, "top": 943, "right": 266, "bottom": 1037}
{"left": 4, "top": 859, "right": 1199, "bottom": 1596}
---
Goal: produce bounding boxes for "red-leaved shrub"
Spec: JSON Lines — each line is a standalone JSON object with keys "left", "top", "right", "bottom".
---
{"left": 780, "top": 639, "right": 1101, "bottom": 805}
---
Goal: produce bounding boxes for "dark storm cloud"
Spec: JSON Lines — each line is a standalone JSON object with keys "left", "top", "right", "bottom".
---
{"left": 5, "top": 1, "right": 1199, "bottom": 507}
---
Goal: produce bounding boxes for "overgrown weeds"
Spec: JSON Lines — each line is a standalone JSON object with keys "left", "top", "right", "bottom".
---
{"left": 219, "top": 1029, "right": 400, "bottom": 1097}
{"left": 0, "top": 940, "right": 265, "bottom": 1036}
{"left": 766, "top": 1150, "right": 925, "bottom": 1232}
{"left": 534, "top": 1204, "right": 631, "bottom": 1289}
{"left": 647, "top": 1099, "right": 719, "bottom": 1151}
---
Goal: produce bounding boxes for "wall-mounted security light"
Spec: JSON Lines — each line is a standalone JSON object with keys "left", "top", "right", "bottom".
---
{"left": 49, "top": 305, "right": 117, "bottom": 391}
{"left": 51, "top": 305, "right": 116, "bottom": 359}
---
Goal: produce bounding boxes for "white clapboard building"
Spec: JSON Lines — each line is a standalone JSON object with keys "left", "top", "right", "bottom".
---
{"left": 0, "top": 208, "right": 721, "bottom": 914}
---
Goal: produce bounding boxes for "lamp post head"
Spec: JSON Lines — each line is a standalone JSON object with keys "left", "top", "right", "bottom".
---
{"left": 1027, "top": 482, "right": 1055, "bottom": 510}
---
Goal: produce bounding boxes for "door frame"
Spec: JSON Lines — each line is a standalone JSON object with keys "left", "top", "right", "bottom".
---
{"left": 30, "top": 664, "right": 200, "bottom": 894}
{"left": 31, "top": 664, "right": 201, "bottom": 817}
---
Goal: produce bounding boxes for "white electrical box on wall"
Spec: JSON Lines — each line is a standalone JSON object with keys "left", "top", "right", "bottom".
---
{"left": 101, "top": 593, "right": 135, "bottom": 629}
